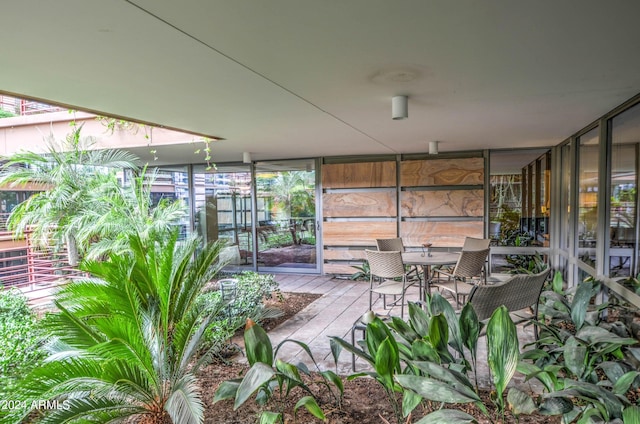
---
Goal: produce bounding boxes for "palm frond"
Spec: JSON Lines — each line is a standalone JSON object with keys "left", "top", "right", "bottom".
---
{"left": 165, "top": 373, "right": 205, "bottom": 424}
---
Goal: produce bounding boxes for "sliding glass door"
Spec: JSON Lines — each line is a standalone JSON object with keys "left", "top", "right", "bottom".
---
{"left": 254, "top": 159, "right": 319, "bottom": 273}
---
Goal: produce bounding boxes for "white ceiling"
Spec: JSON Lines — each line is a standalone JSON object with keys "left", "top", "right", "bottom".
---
{"left": 2, "top": 0, "right": 640, "bottom": 165}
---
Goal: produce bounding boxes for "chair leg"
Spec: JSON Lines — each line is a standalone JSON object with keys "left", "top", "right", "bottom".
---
{"left": 351, "top": 323, "right": 357, "bottom": 371}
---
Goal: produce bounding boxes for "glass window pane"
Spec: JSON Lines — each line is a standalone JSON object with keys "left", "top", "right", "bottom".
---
{"left": 610, "top": 103, "right": 640, "bottom": 277}
{"left": 255, "top": 159, "right": 317, "bottom": 271}
{"left": 577, "top": 127, "right": 599, "bottom": 269}
{"left": 560, "top": 143, "right": 572, "bottom": 250}
{"left": 193, "top": 164, "right": 254, "bottom": 271}
{"left": 489, "top": 149, "right": 550, "bottom": 248}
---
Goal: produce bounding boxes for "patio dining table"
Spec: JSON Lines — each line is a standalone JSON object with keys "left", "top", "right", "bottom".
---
{"left": 402, "top": 251, "right": 460, "bottom": 301}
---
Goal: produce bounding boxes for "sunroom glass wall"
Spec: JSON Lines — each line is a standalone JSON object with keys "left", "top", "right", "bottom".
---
{"left": 609, "top": 103, "right": 640, "bottom": 277}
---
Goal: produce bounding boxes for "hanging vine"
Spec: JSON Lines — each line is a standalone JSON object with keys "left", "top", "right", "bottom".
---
{"left": 193, "top": 137, "right": 215, "bottom": 171}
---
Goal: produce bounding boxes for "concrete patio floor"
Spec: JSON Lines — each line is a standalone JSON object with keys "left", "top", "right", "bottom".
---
{"left": 260, "top": 273, "right": 540, "bottom": 392}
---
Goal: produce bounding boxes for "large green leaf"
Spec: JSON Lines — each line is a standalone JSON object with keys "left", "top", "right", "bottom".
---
{"left": 414, "top": 409, "right": 478, "bottom": 423}
{"left": 275, "top": 359, "right": 304, "bottom": 386}
{"left": 552, "top": 271, "right": 564, "bottom": 293}
{"left": 396, "top": 374, "right": 479, "bottom": 403}
{"left": 429, "top": 313, "right": 450, "bottom": 360}
{"left": 234, "top": 363, "right": 276, "bottom": 409}
{"left": 402, "top": 388, "right": 422, "bottom": 418}
{"left": 516, "top": 362, "right": 557, "bottom": 393}
{"left": 537, "top": 397, "right": 574, "bottom": 415}
{"left": 389, "top": 316, "right": 419, "bottom": 342}
{"left": 431, "top": 292, "right": 464, "bottom": 356}
{"left": 244, "top": 321, "right": 274, "bottom": 366}
{"left": 459, "top": 302, "right": 480, "bottom": 358}
{"left": 294, "top": 395, "right": 325, "bottom": 420}
{"left": 409, "top": 361, "right": 480, "bottom": 401}
{"left": 374, "top": 336, "right": 400, "bottom": 390}
{"left": 613, "top": 371, "right": 640, "bottom": 396}
{"left": 213, "top": 380, "right": 241, "bottom": 403}
{"left": 366, "top": 317, "right": 397, "bottom": 359}
{"left": 507, "top": 387, "right": 537, "bottom": 416}
{"left": 560, "top": 380, "right": 626, "bottom": 420}
{"left": 599, "top": 361, "right": 629, "bottom": 386}
{"left": 564, "top": 336, "right": 587, "bottom": 378}
{"left": 259, "top": 411, "right": 281, "bottom": 424}
{"left": 576, "top": 325, "right": 638, "bottom": 347}
{"left": 320, "top": 370, "right": 344, "bottom": 397}
{"left": 408, "top": 301, "right": 431, "bottom": 337}
{"left": 486, "top": 306, "right": 519, "bottom": 409}
{"left": 571, "top": 281, "right": 594, "bottom": 331}
{"left": 411, "top": 339, "right": 441, "bottom": 363}
{"left": 623, "top": 405, "right": 640, "bottom": 424}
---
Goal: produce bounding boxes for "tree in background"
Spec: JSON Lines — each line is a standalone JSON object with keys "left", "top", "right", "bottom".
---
{"left": 0, "top": 124, "right": 140, "bottom": 265}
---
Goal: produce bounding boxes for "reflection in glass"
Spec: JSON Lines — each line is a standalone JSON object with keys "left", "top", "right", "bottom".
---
{"left": 255, "top": 160, "right": 317, "bottom": 270}
{"left": 149, "top": 167, "right": 190, "bottom": 240}
{"left": 192, "top": 165, "right": 253, "bottom": 271}
{"left": 560, "top": 143, "right": 572, "bottom": 251}
{"left": 490, "top": 149, "right": 551, "bottom": 248}
{"left": 610, "top": 104, "right": 640, "bottom": 277}
{"left": 577, "top": 127, "right": 599, "bottom": 269}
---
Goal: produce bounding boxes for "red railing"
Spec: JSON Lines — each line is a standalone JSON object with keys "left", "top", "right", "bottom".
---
{"left": 0, "top": 230, "right": 84, "bottom": 306}
{"left": 0, "top": 95, "right": 65, "bottom": 116}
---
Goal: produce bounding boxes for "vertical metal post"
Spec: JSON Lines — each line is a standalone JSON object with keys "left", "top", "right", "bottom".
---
{"left": 569, "top": 137, "right": 579, "bottom": 287}
{"left": 187, "top": 164, "right": 196, "bottom": 236}
{"left": 249, "top": 160, "right": 258, "bottom": 271}
{"left": 596, "top": 119, "right": 611, "bottom": 279}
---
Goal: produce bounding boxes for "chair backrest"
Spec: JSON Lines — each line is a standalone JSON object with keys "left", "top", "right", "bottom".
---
{"left": 468, "top": 268, "right": 550, "bottom": 321}
{"left": 365, "top": 249, "right": 406, "bottom": 279}
{"left": 452, "top": 248, "right": 490, "bottom": 279}
{"left": 376, "top": 238, "right": 405, "bottom": 252}
{"left": 463, "top": 237, "right": 491, "bottom": 250}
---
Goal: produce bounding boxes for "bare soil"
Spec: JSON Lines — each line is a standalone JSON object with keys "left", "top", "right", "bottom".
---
{"left": 197, "top": 292, "right": 560, "bottom": 423}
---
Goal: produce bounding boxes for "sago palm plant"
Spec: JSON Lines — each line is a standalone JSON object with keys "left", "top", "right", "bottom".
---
{"left": 4, "top": 229, "right": 225, "bottom": 424}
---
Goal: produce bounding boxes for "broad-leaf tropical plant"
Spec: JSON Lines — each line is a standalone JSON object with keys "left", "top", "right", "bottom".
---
{"left": 214, "top": 319, "right": 343, "bottom": 423}
{"left": 4, "top": 229, "right": 225, "bottom": 424}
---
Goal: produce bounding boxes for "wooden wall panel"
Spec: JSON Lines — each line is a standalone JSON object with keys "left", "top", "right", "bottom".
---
{"left": 323, "top": 221, "right": 396, "bottom": 246}
{"left": 400, "top": 158, "right": 484, "bottom": 186}
{"left": 323, "top": 161, "right": 396, "bottom": 188}
{"left": 400, "top": 221, "right": 484, "bottom": 247}
{"left": 323, "top": 191, "right": 396, "bottom": 217}
{"left": 401, "top": 190, "right": 484, "bottom": 217}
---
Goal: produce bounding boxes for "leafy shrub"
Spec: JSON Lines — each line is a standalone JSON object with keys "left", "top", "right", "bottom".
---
{"left": 199, "top": 271, "right": 283, "bottom": 355}
{"left": 0, "top": 109, "right": 15, "bottom": 119}
{"left": 233, "top": 271, "right": 282, "bottom": 315}
{"left": 519, "top": 275, "right": 640, "bottom": 422}
{"left": 0, "top": 289, "right": 45, "bottom": 395}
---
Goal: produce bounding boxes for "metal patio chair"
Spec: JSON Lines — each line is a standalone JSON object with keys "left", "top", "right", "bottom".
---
{"left": 431, "top": 247, "right": 490, "bottom": 308}
{"left": 376, "top": 238, "right": 422, "bottom": 283}
{"left": 365, "top": 249, "right": 413, "bottom": 319}
{"left": 467, "top": 268, "right": 550, "bottom": 339}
